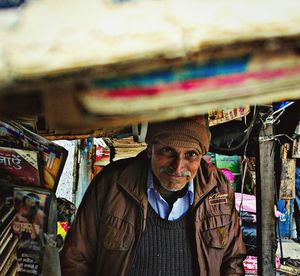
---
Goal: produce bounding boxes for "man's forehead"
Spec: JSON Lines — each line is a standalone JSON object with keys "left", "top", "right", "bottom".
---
{"left": 154, "top": 141, "right": 202, "bottom": 154}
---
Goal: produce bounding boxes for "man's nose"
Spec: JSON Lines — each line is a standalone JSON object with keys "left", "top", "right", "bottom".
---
{"left": 171, "top": 156, "right": 186, "bottom": 174}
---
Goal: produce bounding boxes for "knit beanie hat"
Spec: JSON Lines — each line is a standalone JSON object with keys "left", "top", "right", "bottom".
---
{"left": 145, "top": 115, "right": 211, "bottom": 154}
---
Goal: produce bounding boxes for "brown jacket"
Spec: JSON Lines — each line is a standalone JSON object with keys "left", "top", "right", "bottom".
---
{"left": 61, "top": 150, "right": 246, "bottom": 276}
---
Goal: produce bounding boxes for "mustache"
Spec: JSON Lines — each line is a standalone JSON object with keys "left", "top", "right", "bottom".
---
{"left": 159, "top": 166, "right": 192, "bottom": 177}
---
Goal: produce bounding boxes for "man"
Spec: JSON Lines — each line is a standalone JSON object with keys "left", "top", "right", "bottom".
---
{"left": 61, "top": 116, "right": 246, "bottom": 276}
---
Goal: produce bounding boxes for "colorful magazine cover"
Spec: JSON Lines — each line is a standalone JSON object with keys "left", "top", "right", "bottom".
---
{"left": 12, "top": 189, "right": 50, "bottom": 241}
{"left": 12, "top": 188, "right": 51, "bottom": 275}
{"left": 0, "top": 120, "right": 68, "bottom": 192}
{"left": 0, "top": 146, "right": 42, "bottom": 188}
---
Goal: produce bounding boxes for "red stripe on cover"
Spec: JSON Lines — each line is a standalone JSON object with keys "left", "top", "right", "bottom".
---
{"left": 88, "top": 66, "right": 300, "bottom": 99}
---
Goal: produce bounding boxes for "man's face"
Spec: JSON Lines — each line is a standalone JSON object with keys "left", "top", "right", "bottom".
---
{"left": 148, "top": 142, "right": 202, "bottom": 191}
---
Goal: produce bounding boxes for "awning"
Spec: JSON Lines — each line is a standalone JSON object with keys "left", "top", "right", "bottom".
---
{"left": 1, "top": 0, "right": 300, "bottom": 138}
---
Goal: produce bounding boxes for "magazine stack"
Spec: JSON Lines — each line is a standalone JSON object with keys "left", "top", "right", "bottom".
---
{"left": 0, "top": 120, "right": 67, "bottom": 276}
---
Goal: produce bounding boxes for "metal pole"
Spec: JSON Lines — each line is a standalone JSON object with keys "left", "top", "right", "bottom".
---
{"left": 256, "top": 106, "right": 276, "bottom": 275}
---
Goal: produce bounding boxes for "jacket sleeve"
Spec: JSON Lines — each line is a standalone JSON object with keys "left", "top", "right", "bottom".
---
{"left": 60, "top": 177, "right": 102, "bottom": 276}
{"left": 221, "top": 185, "right": 247, "bottom": 275}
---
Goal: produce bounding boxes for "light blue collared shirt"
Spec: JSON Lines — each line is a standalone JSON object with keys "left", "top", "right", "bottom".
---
{"left": 147, "top": 165, "right": 194, "bottom": 221}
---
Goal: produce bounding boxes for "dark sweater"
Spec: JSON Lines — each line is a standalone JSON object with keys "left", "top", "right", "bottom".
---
{"left": 129, "top": 206, "right": 198, "bottom": 276}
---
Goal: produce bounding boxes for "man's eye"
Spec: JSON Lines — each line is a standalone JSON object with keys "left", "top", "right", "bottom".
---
{"left": 186, "top": 151, "right": 199, "bottom": 159}
{"left": 160, "top": 147, "right": 174, "bottom": 155}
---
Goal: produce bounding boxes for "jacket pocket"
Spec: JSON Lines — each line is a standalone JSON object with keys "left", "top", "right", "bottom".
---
{"left": 201, "top": 214, "right": 231, "bottom": 249}
{"left": 100, "top": 212, "right": 134, "bottom": 251}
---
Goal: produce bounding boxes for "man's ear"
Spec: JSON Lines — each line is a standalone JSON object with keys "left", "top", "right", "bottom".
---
{"left": 147, "top": 145, "right": 152, "bottom": 158}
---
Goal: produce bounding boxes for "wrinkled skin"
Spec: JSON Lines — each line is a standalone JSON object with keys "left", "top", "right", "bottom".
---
{"left": 147, "top": 142, "right": 202, "bottom": 192}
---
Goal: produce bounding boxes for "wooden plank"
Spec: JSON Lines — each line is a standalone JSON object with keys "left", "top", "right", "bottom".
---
{"left": 279, "top": 144, "right": 296, "bottom": 199}
{"left": 2, "top": 0, "right": 300, "bottom": 83}
{"left": 1, "top": 1, "right": 300, "bottom": 135}
{"left": 279, "top": 159, "right": 296, "bottom": 199}
{"left": 277, "top": 264, "right": 300, "bottom": 276}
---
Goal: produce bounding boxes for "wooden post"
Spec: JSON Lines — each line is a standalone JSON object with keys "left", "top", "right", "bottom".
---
{"left": 256, "top": 106, "right": 276, "bottom": 275}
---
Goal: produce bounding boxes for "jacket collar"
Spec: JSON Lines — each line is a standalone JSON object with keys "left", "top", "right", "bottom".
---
{"left": 118, "top": 150, "right": 149, "bottom": 207}
{"left": 193, "top": 159, "right": 218, "bottom": 207}
{"left": 118, "top": 150, "right": 149, "bottom": 230}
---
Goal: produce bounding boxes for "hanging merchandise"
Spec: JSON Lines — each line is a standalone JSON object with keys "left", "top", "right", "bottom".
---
{"left": 243, "top": 255, "right": 281, "bottom": 275}
{"left": 236, "top": 192, "right": 282, "bottom": 273}
{"left": 0, "top": 120, "right": 68, "bottom": 276}
{"left": 208, "top": 106, "right": 250, "bottom": 127}
{"left": 56, "top": 197, "right": 76, "bottom": 251}
{"left": 216, "top": 153, "right": 241, "bottom": 191}
{"left": 209, "top": 107, "right": 256, "bottom": 156}
{"left": 215, "top": 154, "right": 241, "bottom": 174}
{"left": 204, "top": 152, "right": 243, "bottom": 192}
{"left": 279, "top": 143, "right": 296, "bottom": 199}
{"left": 93, "top": 138, "right": 110, "bottom": 166}
{"left": 277, "top": 199, "right": 294, "bottom": 239}
{"left": 292, "top": 121, "right": 300, "bottom": 158}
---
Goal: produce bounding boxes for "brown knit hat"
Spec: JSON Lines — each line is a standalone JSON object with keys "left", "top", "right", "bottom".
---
{"left": 145, "top": 115, "right": 211, "bottom": 154}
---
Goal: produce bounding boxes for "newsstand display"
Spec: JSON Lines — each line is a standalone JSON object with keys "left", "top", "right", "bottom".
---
{"left": 0, "top": 120, "right": 67, "bottom": 275}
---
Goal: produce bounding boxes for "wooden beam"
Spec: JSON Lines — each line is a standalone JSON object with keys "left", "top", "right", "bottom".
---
{"left": 256, "top": 105, "right": 276, "bottom": 275}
